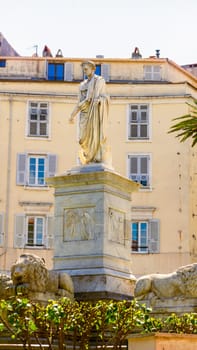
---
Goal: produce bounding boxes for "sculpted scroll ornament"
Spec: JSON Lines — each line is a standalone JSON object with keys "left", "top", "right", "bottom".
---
{"left": 134, "top": 263, "right": 197, "bottom": 302}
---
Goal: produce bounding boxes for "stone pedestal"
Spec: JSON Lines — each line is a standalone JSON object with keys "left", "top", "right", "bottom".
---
{"left": 139, "top": 297, "right": 197, "bottom": 316}
{"left": 47, "top": 164, "right": 139, "bottom": 300}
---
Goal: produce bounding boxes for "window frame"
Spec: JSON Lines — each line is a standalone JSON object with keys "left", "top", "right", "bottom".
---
{"left": 14, "top": 214, "right": 54, "bottom": 249}
{"left": 128, "top": 104, "right": 149, "bottom": 140}
{"left": 28, "top": 155, "right": 46, "bottom": 187}
{"left": 0, "top": 60, "right": 6, "bottom": 68}
{"left": 26, "top": 215, "right": 45, "bottom": 247}
{"left": 27, "top": 102, "right": 49, "bottom": 138}
{"left": 131, "top": 219, "right": 160, "bottom": 253}
{"left": 144, "top": 65, "right": 161, "bottom": 80}
{"left": 128, "top": 153, "right": 151, "bottom": 188}
{"left": 95, "top": 64, "right": 101, "bottom": 76}
{"left": 132, "top": 221, "right": 148, "bottom": 253}
{"left": 16, "top": 153, "right": 57, "bottom": 187}
{"left": 48, "top": 62, "right": 64, "bottom": 81}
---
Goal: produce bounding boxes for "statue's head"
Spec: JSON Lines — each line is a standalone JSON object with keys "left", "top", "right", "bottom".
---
{"left": 81, "top": 60, "right": 96, "bottom": 72}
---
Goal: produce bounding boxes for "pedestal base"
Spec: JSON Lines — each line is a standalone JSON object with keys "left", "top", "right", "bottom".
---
{"left": 47, "top": 165, "right": 139, "bottom": 300}
{"left": 73, "top": 273, "right": 136, "bottom": 301}
{"left": 138, "top": 297, "right": 197, "bottom": 316}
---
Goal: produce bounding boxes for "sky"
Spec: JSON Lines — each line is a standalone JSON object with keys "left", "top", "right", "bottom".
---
{"left": 1, "top": 0, "right": 196, "bottom": 66}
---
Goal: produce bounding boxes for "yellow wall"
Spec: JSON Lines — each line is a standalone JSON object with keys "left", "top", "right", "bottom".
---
{"left": 0, "top": 56, "right": 196, "bottom": 276}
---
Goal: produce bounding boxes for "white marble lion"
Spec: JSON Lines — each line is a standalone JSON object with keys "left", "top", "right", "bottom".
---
{"left": 11, "top": 253, "right": 74, "bottom": 299}
{"left": 134, "top": 263, "right": 197, "bottom": 301}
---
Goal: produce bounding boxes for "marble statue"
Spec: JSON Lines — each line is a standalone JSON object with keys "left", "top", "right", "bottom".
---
{"left": 0, "top": 274, "right": 13, "bottom": 299}
{"left": 69, "top": 60, "right": 109, "bottom": 165}
{"left": 134, "top": 263, "right": 197, "bottom": 302}
{"left": 10, "top": 253, "right": 74, "bottom": 299}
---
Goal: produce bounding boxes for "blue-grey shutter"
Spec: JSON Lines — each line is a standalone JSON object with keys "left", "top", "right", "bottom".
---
{"left": 140, "top": 156, "right": 149, "bottom": 186}
{"left": 148, "top": 219, "right": 160, "bottom": 253}
{"left": 64, "top": 63, "right": 73, "bottom": 81}
{"left": 0, "top": 213, "right": 4, "bottom": 246}
{"left": 101, "top": 64, "right": 110, "bottom": 82}
{"left": 129, "top": 156, "right": 138, "bottom": 181}
{"left": 14, "top": 214, "right": 26, "bottom": 248}
{"left": 47, "top": 154, "right": 57, "bottom": 177}
{"left": 16, "top": 153, "right": 27, "bottom": 185}
{"left": 45, "top": 216, "right": 54, "bottom": 249}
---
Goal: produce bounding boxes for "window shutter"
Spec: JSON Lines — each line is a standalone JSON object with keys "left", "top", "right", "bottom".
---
{"left": 101, "top": 64, "right": 110, "bottom": 82}
{"left": 140, "top": 157, "right": 148, "bottom": 173}
{"left": 129, "top": 156, "right": 138, "bottom": 181}
{"left": 16, "top": 153, "right": 27, "bottom": 185}
{"left": 45, "top": 216, "right": 54, "bottom": 249}
{"left": 14, "top": 214, "right": 26, "bottom": 248}
{"left": 64, "top": 63, "right": 73, "bottom": 81}
{"left": 130, "top": 156, "right": 137, "bottom": 173}
{"left": 0, "top": 213, "right": 4, "bottom": 246}
{"left": 144, "top": 66, "right": 152, "bottom": 80}
{"left": 148, "top": 219, "right": 160, "bottom": 253}
{"left": 144, "top": 65, "right": 161, "bottom": 80}
{"left": 153, "top": 66, "right": 161, "bottom": 80}
{"left": 47, "top": 154, "right": 57, "bottom": 177}
{"left": 140, "top": 156, "right": 149, "bottom": 186}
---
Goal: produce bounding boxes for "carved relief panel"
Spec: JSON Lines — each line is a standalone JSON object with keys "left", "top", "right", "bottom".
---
{"left": 63, "top": 206, "right": 95, "bottom": 241}
{"left": 108, "top": 208, "right": 125, "bottom": 244}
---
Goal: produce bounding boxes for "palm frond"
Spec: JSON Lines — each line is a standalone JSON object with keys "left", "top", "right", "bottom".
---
{"left": 168, "top": 100, "right": 197, "bottom": 147}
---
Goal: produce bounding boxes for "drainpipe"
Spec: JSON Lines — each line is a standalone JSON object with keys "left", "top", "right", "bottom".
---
{"left": 2, "top": 95, "right": 13, "bottom": 271}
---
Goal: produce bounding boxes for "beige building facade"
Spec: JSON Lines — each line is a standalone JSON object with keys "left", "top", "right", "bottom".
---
{"left": 0, "top": 55, "right": 197, "bottom": 277}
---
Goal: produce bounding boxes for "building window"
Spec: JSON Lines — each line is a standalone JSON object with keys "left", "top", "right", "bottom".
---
{"left": 28, "top": 156, "right": 46, "bottom": 186}
{"left": 16, "top": 153, "right": 57, "bottom": 186}
{"left": 95, "top": 65, "right": 101, "bottom": 75}
{"left": 14, "top": 214, "right": 54, "bottom": 249}
{"left": 48, "top": 63, "right": 64, "bottom": 81}
{"left": 144, "top": 65, "right": 161, "bottom": 80}
{"left": 26, "top": 216, "right": 44, "bottom": 246}
{"left": 131, "top": 220, "right": 159, "bottom": 253}
{"left": 0, "top": 60, "right": 6, "bottom": 68}
{"left": 132, "top": 222, "right": 148, "bottom": 252}
{"left": 128, "top": 104, "right": 149, "bottom": 139}
{"left": 128, "top": 154, "right": 150, "bottom": 187}
{"left": 28, "top": 102, "right": 49, "bottom": 137}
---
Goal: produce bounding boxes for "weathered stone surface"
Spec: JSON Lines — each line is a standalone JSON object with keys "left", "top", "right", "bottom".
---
{"left": 135, "top": 263, "right": 197, "bottom": 300}
{"left": 10, "top": 253, "right": 74, "bottom": 300}
{"left": 0, "top": 274, "right": 13, "bottom": 299}
{"left": 134, "top": 262, "right": 197, "bottom": 313}
{"left": 73, "top": 273, "right": 136, "bottom": 301}
{"left": 139, "top": 297, "right": 197, "bottom": 315}
{"left": 47, "top": 166, "right": 139, "bottom": 300}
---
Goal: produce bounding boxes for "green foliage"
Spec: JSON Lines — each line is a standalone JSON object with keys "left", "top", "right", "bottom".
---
{"left": 168, "top": 100, "right": 197, "bottom": 147}
{"left": 164, "top": 313, "right": 197, "bottom": 334}
{"left": 0, "top": 296, "right": 196, "bottom": 349}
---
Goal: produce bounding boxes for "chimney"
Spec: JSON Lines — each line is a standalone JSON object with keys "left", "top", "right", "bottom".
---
{"left": 155, "top": 49, "right": 160, "bottom": 58}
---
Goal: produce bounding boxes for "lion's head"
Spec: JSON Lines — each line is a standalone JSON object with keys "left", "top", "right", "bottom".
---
{"left": 177, "top": 263, "right": 197, "bottom": 297}
{"left": 11, "top": 253, "right": 49, "bottom": 293}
